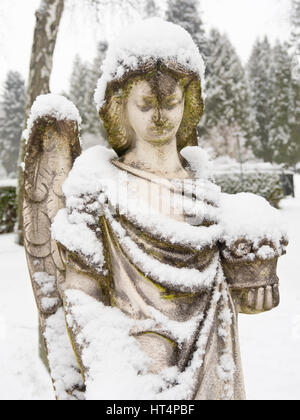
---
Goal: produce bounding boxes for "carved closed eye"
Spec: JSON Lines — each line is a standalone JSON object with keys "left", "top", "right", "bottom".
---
{"left": 139, "top": 103, "right": 178, "bottom": 112}
{"left": 138, "top": 96, "right": 182, "bottom": 112}
{"left": 163, "top": 97, "right": 183, "bottom": 110}
{"left": 164, "top": 103, "right": 179, "bottom": 110}
{"left": 139, "top": 104, "right": 153, "bottom": 112}
{"left": 137, "top": 97, "right": 156, "bottom": 112}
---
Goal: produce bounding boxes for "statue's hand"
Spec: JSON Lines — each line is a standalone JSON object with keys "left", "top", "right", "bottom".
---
{"left": 220, "top": 237, "right": 286, "bottom": 315}
{"left": 233, "top": 284, "right": 280, "bottom": 315}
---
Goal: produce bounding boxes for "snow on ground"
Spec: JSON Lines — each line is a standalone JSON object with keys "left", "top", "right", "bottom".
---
{"left": 0, "top": 176, "right": 299, "bottom": 400}
{"left": 0, "top": 179, "right": 17, "bottom": 188}
{"left": 239, "top": 175, "right": 300, "bottom": 400}
{"left": 0, "top": 236, "right": 53, "bottom": 400}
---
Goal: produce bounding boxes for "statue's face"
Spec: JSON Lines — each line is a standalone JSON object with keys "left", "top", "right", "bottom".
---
{"left": 126, "top": 79, "right": 185, "bottom": 145}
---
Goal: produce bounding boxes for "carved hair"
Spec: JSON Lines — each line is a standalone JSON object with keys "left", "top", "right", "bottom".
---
{"left": 99, "top": 60, "right": 204, "bottom": 156}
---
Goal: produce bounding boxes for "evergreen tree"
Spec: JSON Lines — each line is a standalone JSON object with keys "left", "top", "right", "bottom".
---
{"left": 143, "top": 0, "right": 160, "bottom": 18}
{"left": 247, "top": 37, "right": 274, "bottom": 162}
{"left": 291, "top": 2, "right": 300, "bottom": 164}
{"left": 199, "top": 29, "right": 253, "bottom": 159}
{"left": 166, "top": 0, "right": 207, "bottom": 57}
{"left": 291, "top": 0, "right": 300, "bottom": 82}
{"left": 269, "top": 42, "right": 293, "bottom": 165}
{"left": 68, "top": 44, "right": 108, "bottom": 143}
{"left": 0, "top": 71, "right": 25, "bottom": 177}
{"left": 68, "top": 55, "right": 90, "bottom": 133}
{"left": 87, "top": 41, "right": 108, "bottom": 93}
{"left": 288, "top": 53, "right": 300, "bottom": 167}
{"left": 248, "top": 38, "right": 300, "bottom": 167}
{"left": 87, "top": 41, "right": 108, "bottom": 136}
{"left": 291, "top": 0, "right": 300, "bottom": 53}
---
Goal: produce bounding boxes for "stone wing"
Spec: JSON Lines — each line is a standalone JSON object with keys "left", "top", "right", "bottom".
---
{"left": 23, "top": 95, "right": 84, "bottom": 399}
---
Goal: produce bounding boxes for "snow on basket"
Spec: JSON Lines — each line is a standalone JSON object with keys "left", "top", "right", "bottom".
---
{"left": 94, "top": 18, "right": 206, "bottom": 110}
{"left": 220, "top": 192, "right": 288, "bottom": 261}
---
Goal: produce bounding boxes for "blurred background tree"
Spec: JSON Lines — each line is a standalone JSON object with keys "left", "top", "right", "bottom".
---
{"left": 247, "top": 37, "right": 300, "bottom": 167}
{"left": 270, "top": 42, "right": 293, "bottom": 166}
{"left": 0, "top": 71, "right": 25, "bottom": 178}
{"left": 198, "top": 28, "right": 253, "bottom": 160}
{"left": 291, "top": 0, "right": 300, "bottom": 53}
{"left": 143, "top": 0, "right": 161, "bottom": 18}
{"left": 68, "top": 42, "right": 108, "bottom": 148}
{"left": 166, "top": 0, "right": 207, "bottom": 57}
{"left": 247, "top": 37, "right": 274, "bottom": 162}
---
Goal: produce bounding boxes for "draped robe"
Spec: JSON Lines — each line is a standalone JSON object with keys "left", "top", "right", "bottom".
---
{"left": 58, "top": 153, "right": 247, "bottom": 400}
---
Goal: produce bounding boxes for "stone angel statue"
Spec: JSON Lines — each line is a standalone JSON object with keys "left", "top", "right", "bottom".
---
{"left": 23, "top": 19, "right": 288, "bottom": 400}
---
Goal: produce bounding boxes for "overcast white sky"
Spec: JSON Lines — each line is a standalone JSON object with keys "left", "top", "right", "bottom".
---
{"left": 0, "top": 0, "right": 292, "bottom": 94}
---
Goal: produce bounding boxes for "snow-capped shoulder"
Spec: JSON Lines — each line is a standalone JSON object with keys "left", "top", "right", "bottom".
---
{"left": 27, "top": 94, "right": 81, "bottom": 135}
{"left": 181, "top": 146, "right": 213, "bottom": 180}
{"left": 62, "top": 146, "right": 118, "bottom": 198}
{"left": 220, "top": 192, "right": 288, "bottom": 247}
{"left": 94, "top": 18, "right": 205, "bottom": 110}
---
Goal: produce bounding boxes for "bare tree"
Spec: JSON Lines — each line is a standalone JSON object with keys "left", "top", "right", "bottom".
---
{"left": 16, "top": 0, "right": 143, "bottom": 244}
{"left": 17, "top": 0, "right": 64, "bottom": 245}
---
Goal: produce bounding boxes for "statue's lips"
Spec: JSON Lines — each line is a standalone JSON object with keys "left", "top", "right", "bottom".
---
{"left": 149, "top": 125, "right": 174, "bottom": 136}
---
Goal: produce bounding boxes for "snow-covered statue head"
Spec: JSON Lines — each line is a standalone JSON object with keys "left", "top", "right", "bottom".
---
{"left": 95, "top": 19, "right": 205, "bottom": 155}
{"left": 23, "top": 18, "right": 288, "bottom": 401}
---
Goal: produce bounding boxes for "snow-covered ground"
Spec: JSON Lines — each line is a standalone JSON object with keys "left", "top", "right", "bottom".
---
{"left": 239, "top": 175, "right": 300, "bottom": 400}
{"left": 0, "top": 236, "right": 53, "bottom": 400}
{"left": 0, "top": 177, "right": 299, "bottom": 400}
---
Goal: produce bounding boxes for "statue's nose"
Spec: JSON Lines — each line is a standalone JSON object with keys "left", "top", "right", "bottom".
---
{"left": 152, "top": 108, "right": 165, "bottom": 126}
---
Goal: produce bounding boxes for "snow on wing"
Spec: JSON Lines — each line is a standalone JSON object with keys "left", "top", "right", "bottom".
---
{"left": 23, "top": 94, "right": 83, "bottom": 400}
